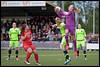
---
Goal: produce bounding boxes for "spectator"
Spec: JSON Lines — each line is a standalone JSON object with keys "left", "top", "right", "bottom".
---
{"left": 1, "top": 16, "right": 61, "bottom": 41}
{"left": 98, "top": 36, "right": 99, "bottom": 43}
{"left": 32, "top": 25, "right": 36, "bottom": 33}
{"left": 1, "top": 26, "right": 6, "bottom": 34}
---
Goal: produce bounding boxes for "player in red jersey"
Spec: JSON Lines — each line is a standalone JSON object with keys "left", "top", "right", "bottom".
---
{"left": 21, "top": 24, "right": 41, "bottom": 65}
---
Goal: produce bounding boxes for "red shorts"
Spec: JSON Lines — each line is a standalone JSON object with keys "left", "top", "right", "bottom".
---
{"left": 23, "top": 44, "right": 36, "bottom": 52}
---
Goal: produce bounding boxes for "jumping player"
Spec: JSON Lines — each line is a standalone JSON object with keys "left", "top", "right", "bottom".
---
{"left": 21, "top": 24, "right": 41, "bottom": 65}
{"left": 76, "top": 24, "right": 87, "bottom": 60}
{"left": 55, "top": 5, "right": 80, "bottom": 58}
{"left": 53, "top": 17, "right": 71, "bottom": 64}
{"left": 8, "top": 22, "right": 21, "bottom": 61}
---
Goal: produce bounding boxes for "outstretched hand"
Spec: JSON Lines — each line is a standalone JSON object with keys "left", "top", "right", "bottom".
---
{"left": 54, "top": 6, "right": 61, "bottom": 12}
{"left": 74, "top": 7, "right": 81, "bottom": 13}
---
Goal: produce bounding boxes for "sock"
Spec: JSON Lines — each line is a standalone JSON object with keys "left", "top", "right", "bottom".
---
{"left": 77, "top": 50, "right": 79, "bottom": 56}
{"left": 66, "top": 43, "right": 69, "bottom": 51}
{"left": 73, "top": 39, "right": 77, "bottom": 57}
{"left": 73, "top": 39, "right": 77, "bottom": 51}
{"left": 8, "top": 49, "right": 11, "bottom": 58}
{"left": 15, "top": 50, "right": 18, "bottom": 58}
{"left": 65, "top": 54, "right": 69, "bottom": 61}
{"left": 63, "top": 50, "right": 69, "bottom": 61}
{"left": 65, "top": 35, "right": 69, "bottom": 51}
{"left": 83, "top": 50, "right": 87, "bottom": 58}
{"left": 34, "top": 54, "right": 39, "bottom": 63}
{"left": 26, "top": 52, "right": 32, "bottom": 61}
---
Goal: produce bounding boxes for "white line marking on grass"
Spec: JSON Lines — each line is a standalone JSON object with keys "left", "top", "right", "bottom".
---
{"left": 40, "top": 54, "right": 63, "bottom": 56}
{"left": 2, "top": 52, "right": 99, "bottom": 59}
{"left": 2, "top": 54, "right": 63, "bottom": 59}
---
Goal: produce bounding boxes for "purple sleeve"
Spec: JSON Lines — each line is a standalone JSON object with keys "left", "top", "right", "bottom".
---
{"left": 56, "top": 9, "right": 66, "bottom": 19}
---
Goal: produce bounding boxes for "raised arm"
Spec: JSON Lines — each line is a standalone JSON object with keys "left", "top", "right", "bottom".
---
{"left": 54, "top": 6, "right": 69, "bottom": 18}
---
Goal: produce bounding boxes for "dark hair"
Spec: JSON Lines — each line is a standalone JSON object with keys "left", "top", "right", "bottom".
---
{"left": 12, "top": 21, "right": 18, "bottom": 27}
{"left": 12, "top": 21, "right": 16, "bottom": 24}
{"left": 21, "top": 24, "right": 27, "bottom": 34}
{"left": 21, "top": 24, "right": 32, "bottom": 35}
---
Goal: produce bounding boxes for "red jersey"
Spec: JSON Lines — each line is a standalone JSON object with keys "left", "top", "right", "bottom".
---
{"left": 21, "top": 30, "right": 32, "bottom": 46}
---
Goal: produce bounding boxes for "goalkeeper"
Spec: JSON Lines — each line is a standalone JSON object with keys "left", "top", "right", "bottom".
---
{"left": 7, "top": 22, "right": 21, "bottom": 61}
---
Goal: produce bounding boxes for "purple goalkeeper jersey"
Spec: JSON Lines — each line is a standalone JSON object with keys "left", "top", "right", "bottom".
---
{"left": 57, "top": 9, "right": 75, "bottom": 30}
{"left": 56, "top": 9, "right": 77, "bottom": 52}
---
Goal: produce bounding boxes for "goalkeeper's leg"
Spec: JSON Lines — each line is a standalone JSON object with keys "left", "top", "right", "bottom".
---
{"left": 65, "top": 29, "right": 69, "bottom": 52}
{"left": 82, "top": 41, "right": 87, "bottom": 61}
{"left": 71, "top": 35, "right": 77, "bottom": 58}
{"left": 8, "top": 41, "right": 13, "bottom": 60}
{"left": 65, "top": 34, "right": 69, "bottom": 52}
{"left": 15, "top": 41, "right": 19, "bottom": 61}
{"left": 15, "top": 47, "right": 19, "bottom": 61}
{"left": 8, "top": 48, "right": 12, "bottom": 60}
{"left": 76, "top": 41, "right": 81, "bottom": 58}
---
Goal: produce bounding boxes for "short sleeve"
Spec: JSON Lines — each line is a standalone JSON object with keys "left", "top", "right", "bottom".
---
{"left": 18, "top": 28, "right": 21, "bottom": 35}
{"left": 9, "top": 28, "right": 11, "bottom": 35}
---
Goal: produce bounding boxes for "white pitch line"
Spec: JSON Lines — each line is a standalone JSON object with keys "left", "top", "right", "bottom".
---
{"left": 2, "top": 54, "right": 63, "bottom": 58}
{"left": 1, "top": 52, "right": 99, "bottom": 59}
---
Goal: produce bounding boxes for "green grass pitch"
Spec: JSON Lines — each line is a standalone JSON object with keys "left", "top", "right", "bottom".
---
{"left": 1, "top": 49, "right": 99, "bottom": 66}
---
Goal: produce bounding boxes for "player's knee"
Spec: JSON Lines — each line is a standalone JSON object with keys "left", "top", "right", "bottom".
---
{"left": 9, "top": 45, "right": 12, "bottom": 49}
{"left": 9, "top": 47, "right": 11, "bottom": 50}
{"left": 33, "top": 50, "right": 38, "bottom": 54}
{"left": 60, "top": 44, "right": 65, "bottom": 51}
{"left": 62, "top": 48, "right": 65, "bottom": 51}
{"left": 83, "top": 50, "right": 86, "bottom": 54}
{"left": 34, "top": 52, "right": 38, "bottom": 55}
{"left": 82, "top": 46, "right": 86, "bottom": 51}
{"left": 8, "top": 49, "right": 12, "bottom": 54}
{"left": 16, "top": 47, "right": 19, "bottom": 50}
{"left": 27, "top": 48, "right": 32, "bottom": 53}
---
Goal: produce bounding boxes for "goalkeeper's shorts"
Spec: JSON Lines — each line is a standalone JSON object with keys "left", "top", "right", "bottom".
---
{"left": 76, "top": 40, "right": 86, "bottom": 49}
{"left": 9, "top": 40, "right": 19, "bottom": 48}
